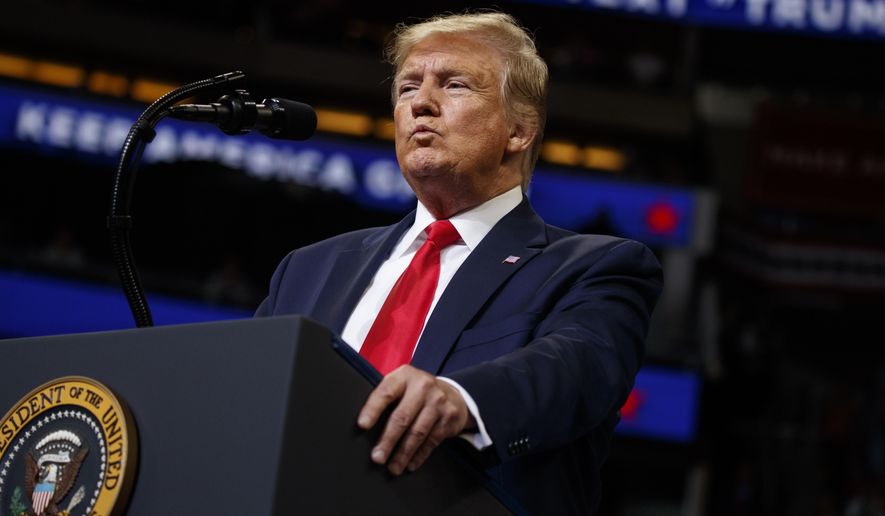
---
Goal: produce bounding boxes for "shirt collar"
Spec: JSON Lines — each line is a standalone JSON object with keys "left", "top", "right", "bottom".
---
{"left": 393, "top": 185, "right": 523, "bottom": 258}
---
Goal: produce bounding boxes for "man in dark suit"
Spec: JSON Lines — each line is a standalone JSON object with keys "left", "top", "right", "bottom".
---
{"left": 256, "top": 11, "right": 662, "bottom": 514}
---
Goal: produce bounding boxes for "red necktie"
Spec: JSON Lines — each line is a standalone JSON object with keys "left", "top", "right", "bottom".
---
{"left": 360, "top": 220, "right": 461, "bottom": 375}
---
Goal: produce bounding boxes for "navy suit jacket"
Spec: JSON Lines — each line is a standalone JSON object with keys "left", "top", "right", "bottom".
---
{"left": 255, "top": 199, "right": 663, "bottom": 515}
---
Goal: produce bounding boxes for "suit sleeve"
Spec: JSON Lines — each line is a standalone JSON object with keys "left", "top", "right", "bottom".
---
{"left": 446, "top": 239, "right": 662, "bottom": 462}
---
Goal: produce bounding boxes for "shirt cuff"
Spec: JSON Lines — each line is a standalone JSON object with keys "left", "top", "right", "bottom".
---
{"left": 437, "top": 376, "right": 493, "bottom": 450}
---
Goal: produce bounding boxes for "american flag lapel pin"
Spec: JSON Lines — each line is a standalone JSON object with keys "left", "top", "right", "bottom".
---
{"left": 502, "top": 255, "right": 521, "bottom": 264}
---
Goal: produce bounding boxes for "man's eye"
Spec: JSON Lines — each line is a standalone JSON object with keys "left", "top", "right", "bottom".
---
{"left": 447, "top": 82, "right": 467, "bottom": 89}
{"left": 399, "top": 84, "right": 418, "bottom": 96}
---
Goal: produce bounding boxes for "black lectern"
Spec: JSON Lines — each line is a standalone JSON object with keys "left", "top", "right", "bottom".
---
{"left": 0, "top": 316, "right": 516, "bottom": 515}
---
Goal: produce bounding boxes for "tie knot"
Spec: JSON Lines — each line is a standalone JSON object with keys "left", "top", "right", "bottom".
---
{"left": 425, "top": 220, "right": 460, "bottom": 249}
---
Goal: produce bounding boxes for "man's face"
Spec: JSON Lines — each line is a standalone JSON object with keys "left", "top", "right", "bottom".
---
{"left": 394, "top": 33, "right": 522, "bottom": 214}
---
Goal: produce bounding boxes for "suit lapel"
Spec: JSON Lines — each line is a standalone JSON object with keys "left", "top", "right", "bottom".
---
{"left": 310, "top": 212, "right": 415, "bottom": 335}
{"left": 411, "top": 200, "right": 548, "bottom": 374}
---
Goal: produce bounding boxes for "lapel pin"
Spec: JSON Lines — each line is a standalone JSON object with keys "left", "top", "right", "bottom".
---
{"left": 502, "top": 255, "right": 521, "bottom": 264}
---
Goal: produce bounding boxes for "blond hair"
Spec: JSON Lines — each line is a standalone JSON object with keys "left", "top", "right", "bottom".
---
{"left": 385, "top": 12, "right": 548, "bottom": 189}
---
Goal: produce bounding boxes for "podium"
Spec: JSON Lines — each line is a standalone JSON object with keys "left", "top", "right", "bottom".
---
{"left": 0, "top": 316, "right": 517, "bottom": 515}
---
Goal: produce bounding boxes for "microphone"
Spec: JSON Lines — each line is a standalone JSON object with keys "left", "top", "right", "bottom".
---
{"left": 169, "top": 90, "right": 317, "bottom": 141}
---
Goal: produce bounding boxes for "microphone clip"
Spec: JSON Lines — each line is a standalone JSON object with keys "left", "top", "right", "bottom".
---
{"left": 215, "top": 89, "right": 264, "bottom": 136}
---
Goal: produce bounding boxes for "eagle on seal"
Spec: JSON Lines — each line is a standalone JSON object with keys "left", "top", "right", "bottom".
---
{"left": 23, "top": 430, "right": 88, "bottom": 516}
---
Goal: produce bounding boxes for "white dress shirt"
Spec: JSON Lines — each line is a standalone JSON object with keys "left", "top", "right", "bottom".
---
{"left": 341, "top": 185, "right": 523, "bottom": 449}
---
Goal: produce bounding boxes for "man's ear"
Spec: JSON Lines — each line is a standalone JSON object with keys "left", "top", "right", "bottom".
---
{"left": 506, "top": 121, "right": 537, "bottom": 155}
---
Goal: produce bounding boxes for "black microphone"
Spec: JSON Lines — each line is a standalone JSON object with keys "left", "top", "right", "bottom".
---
{"left": 169, "top": 90, "right": 317, "bottom": 141}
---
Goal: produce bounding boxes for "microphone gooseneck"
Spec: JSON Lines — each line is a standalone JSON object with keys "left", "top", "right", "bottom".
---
{"left": 109, "top": 70, "right": 248, "bottom": 328}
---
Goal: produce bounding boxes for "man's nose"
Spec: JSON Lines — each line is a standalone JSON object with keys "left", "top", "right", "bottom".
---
{"left": 410, "top": 83, "right": 440, "bottom": 118}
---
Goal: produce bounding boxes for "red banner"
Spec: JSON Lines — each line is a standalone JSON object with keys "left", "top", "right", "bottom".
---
{"left": 747, "top": 103, "right": 885, "bottom": 217}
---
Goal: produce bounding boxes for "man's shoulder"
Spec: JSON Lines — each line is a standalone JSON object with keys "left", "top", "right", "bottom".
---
{"left": 544, "top": 223, "right": 641, "bottom": 251}
{"left": 298, "top": 226, "right": 389, "bottom": 252}
{"left": 539, "top": 223, "right": 661, "bottom": 275}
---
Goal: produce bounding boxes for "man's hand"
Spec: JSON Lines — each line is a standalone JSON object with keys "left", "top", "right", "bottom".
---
{"left": 357, "top": 365, "right": 475, "bottom": 476}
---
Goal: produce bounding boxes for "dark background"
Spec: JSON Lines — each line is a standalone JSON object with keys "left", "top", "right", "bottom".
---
{"left": 0, "top": 1, "right": 883, "bottom": 514}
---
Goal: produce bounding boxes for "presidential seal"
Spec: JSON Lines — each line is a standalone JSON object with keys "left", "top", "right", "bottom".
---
{"left": 0, "top": 377, "right": 137, "bottom": 516}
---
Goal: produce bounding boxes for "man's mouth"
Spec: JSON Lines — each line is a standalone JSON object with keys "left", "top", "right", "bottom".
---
{"left": 412, "top": 124, "right": 437, "bottom": 137}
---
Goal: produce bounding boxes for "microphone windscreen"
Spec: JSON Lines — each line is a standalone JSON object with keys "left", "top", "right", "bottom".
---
{"left": 264, "top": 98, "right": 317, "bottom": 140}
